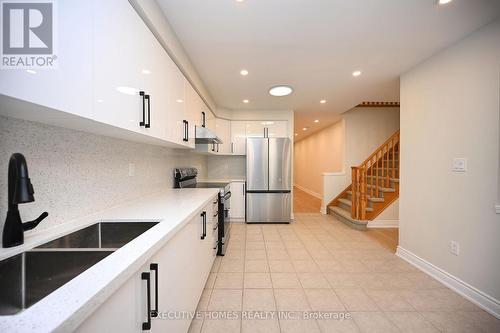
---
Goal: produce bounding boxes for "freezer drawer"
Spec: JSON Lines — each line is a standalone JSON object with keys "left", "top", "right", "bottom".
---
{"left": 246, "top": 192, "right": 291, "bottom": 223}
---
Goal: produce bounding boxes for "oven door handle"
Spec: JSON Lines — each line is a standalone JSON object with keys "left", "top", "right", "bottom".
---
{"left": 224, "top": 191, "right": 231, "bottom": 200}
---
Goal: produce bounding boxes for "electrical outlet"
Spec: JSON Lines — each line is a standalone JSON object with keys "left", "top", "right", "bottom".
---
{"left": 452, "top": 158, "right": 467, "bottom": 172}
{"left": 450, "top": 241, "right": 459, "bottom": 256}
{"left": 128, "top": 163, "right": 135, "bottom": 177}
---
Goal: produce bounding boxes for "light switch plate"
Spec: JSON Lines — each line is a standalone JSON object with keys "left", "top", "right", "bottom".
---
{"left": 452, "top": 158, "right": 467, "bottom": 172}
{"left": 450, "top": 241, "right": 459, "bottom": 256}
{"left": 128, "top": 163, "right": 135, "bottom": 177}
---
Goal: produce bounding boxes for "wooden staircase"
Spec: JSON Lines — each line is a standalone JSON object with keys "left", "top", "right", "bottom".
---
{"left": 328, "top": 130, "right": 400, "bottom": 230}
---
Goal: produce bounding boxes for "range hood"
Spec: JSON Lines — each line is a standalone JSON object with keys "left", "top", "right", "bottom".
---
{"left": 195, "top": 126, "right": 223, "bottom": 144}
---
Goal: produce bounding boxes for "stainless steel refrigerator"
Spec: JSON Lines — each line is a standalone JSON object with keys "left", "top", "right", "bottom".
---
{"left": 246, "top": 137, "right": 291, "bottom": 223}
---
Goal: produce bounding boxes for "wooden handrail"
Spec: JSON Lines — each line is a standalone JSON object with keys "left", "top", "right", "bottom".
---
{"left": 350, "top": 130, "right": 400, "bottom": 220}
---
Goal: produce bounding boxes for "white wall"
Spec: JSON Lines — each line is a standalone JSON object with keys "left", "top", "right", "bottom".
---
{"left": 0, "top": 116, "right": 207, "bottom": 239}
{"left": 399, "top": 19, "right": 500, "bottom": 309}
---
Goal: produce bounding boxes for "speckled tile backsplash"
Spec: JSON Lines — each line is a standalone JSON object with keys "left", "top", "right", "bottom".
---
{"left": 0, "top": 116, "right": 207, "bottom": 237}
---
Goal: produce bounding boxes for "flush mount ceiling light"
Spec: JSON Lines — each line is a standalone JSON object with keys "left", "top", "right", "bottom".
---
{"left": 302, "top": 127, "right": 308, "bottom": 131}
{"left": 438, "top": 0, "right": 452, "bottom": 4}
{"left": 269, "top": 85, "right": 293, "bottom": 97}
{"left": 352, "top": 70, "right": 362, "bottom": 77}
{"left": 314, "top": 120, "right": 319, "bottom": 123}
{"left": 176, "top": 99, "right": 184, "bottom": 103}
{"left": 320, "top": 100, "right": 327, "bottom": 104}
{"left": 240, "top": 69, "right": 249, "bottom": 76}
{"left": 243, "top": 99, "right": 249, "bottom": 103}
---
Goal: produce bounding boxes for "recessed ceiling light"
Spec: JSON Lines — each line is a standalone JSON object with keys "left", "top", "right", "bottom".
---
{"left": 141, "top": 69, "right": 151, "bottom": 75}
{"left": 269, "top": 85, "right": 293, "bottom": 97}
{"left": 243, "top": 99, "right": 249, "bottom": 103}
{"left": 320, "top": 100, "right": 326, "bottom": 104}
{"left": 438, "top": 0, "right": 452, "bottom": 4}
{"left": 314, "top": 120, "right": 319, "bottom": 123}
{"left": 235, "top": 0, "right": 245, "bottom": 2}
{"left": 240, "top": 69, "right": 249, "bottom": 76}
{"left": 352, "top": 70, "right": 362, "bottom": 77}
{"left": 176, "top": 99, "right": 184, "bottom": 103}
{"left": 26, "top": 69, "right": 36, "bottom": 74}
{"left": 302, "top": 127, "right": 307, "bottom": 131}
{"left": 295, "top": 133, "right": 298, "bottom": 136}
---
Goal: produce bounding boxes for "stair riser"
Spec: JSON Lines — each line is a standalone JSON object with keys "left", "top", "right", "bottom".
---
{"left": 328, "top": 209, "right": 367, "bottom": 231}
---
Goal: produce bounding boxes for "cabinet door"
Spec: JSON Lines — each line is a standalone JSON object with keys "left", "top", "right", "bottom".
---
{"left": 230, "top": 182, "right": 245, "bottom": 219}
{"left": 231, "top": 121, "right": 247, "bottom": 155}
{"left": 215, "top": 118, "right": 231, "bottom": 154}
{"left": 185, "top": 80, "right": 200, "bottom": 148}
{"left": 93, "top": 0, "right": 154, "bottom": 135}
{"left": 0, "top": 0, "right": 93, "bottom": 119}
{"left": 245, "top": 121, "right": 266, "bottom": 138}
{"left": 266, "top": 121, "right": 288, "bottom": 138}
{"left": 76, "top": 263, "right": 151, "bottom": 333}
{"left": 165, "top": 61, "right": 188, "bottom": 146}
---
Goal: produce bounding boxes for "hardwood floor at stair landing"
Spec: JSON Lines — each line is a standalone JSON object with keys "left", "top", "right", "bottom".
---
{"left": 294, "top": 186, "right": 321, "bottom": 213}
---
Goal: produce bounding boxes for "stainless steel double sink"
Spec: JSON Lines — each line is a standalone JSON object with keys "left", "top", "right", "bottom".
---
{"left": 0, "top": 221, "right": 158, "bottom": 315}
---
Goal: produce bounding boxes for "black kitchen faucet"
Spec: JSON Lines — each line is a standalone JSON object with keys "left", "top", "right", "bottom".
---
{"left": 2, "top": 153, "right": 48, "bottom": 248}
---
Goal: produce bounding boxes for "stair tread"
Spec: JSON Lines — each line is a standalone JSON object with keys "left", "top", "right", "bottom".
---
{"left": 338, "top": 198, "right": 374, "bottom": 212}
{"left": 346, "top": 191, "right": 385, "bottom": 202}
{"left": 366, "top": 176, "right": 399, "bottom": 182}
{"left": 328, "top": 206, "right": 367, "bottom": 225}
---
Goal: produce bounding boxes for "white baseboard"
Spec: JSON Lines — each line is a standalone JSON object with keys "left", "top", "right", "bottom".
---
{"left": 396, "top": 246, "right": 500, "bottom": 319}
{"left": 293, "top": 184, "right": 322, "bottom": 200}
{"left": 495, "top": 204, "right": 500, "bottom": 214}
{"left": 320, "top": 205, "right": 327, "bottom": 215}
{"left": 367, "top": 219, "right": 399, "bottom": 228}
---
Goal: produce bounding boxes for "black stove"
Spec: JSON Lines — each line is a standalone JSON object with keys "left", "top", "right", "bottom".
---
{"left": 174, "top": 168, "right": 231, "bottom": 256}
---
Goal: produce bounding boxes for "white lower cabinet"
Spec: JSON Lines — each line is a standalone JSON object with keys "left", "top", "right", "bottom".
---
{"left": 230, "top": 182, "right": 245, "bottom": 220}
{"left": 76, "top": 196, "right": 217, "bottom": 333}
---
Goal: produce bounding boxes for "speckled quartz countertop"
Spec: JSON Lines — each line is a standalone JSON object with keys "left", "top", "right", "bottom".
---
{"left": 0, "top": 188, "right": 219, "bottom": 333}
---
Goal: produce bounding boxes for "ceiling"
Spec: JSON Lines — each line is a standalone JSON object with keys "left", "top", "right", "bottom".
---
{"left": 156, "top": 0, "right": 500, "bottom": 139}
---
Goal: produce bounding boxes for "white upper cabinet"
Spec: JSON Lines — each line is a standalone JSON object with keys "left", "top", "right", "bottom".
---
{"left": 0, "top": 0, "right": 93, "bottom": 119}
{"left": 185, "top": 80, "right": 201, "bottom": 148}
{"left": 245, "top": 121, "right": 267, "bottom": 138}
{"left": 266, "top": 121, "right": 288, "bottom": 138}
{"left": 231, "top": 121, "right": 247, "bottom": 155}
{"left": 93, "top": 0, "right": 167, "bottom": 139}
{"left": 215, "top": 118, "right": 231, "bottom": 154}
{"left": 165, "top": 61, "right": 188, "bottom": 146}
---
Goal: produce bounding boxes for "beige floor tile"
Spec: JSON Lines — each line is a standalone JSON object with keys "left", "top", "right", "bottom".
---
{"left": 315, "top": 260, "right": 345, "bottom": 273}
{"left": 247, "top": 234, "right": 264, "bottom": 242}
{"left": 204, "top": 272, "right": 216, "bottom": 289}
{"left": 400, "top": 289, "right": 478, "bottom": 311}
{"left": 267, "top": 248, "right": 290, "bottom": 260}
{"left": 274, "top": 289, "right": 311, "bottom": 311}
{"left": 288, "top": 248, "right": 312, "bottom": 260}
{"left": 241, "top": 319, "right": 280, "bottom": 333}
{"left": 269, "top": 260, "right": 295, "bottom": 273}
{"left": 208, "top": 289, "right": 243, "bottom": 311}
{"left": 244, "top": 272, "right": 272, "bottom": 288}
{"left": 211, "top": 257, "right": 221, "bottom": 273}
{"left": 271, "top": 272, "right": 302, "bottom": 288}
{"left": 298, "top": 273, "right": 331, "bottom": 289}
{"left": 458, "top": 310, "right": 500, "bottom": 332}
{"left": 364, "top": 289, "right": 415, "bottom": 311}
{"left": 421, "top": 311, "right": 479, "bottom": 332}
{"left": 242, "top": 288, "right": 276, "bottom": 311}
{"left": 188, "top": 318, "right": 203, "bottom": 333}
{"left": 325, "top": 273, "right": 360, "bottom": 289}
{"left": 316, "top": 318, "right": 360, "bottom": 333}
{"left": 293, "top": 260, "right": 321, "bottom": 272}
{"left": 280, "top": 318, "right": 321, "bottom": 333}
{"left": 224, "top": 249, "right": 245, "bottom": 260}
{"left": 385, "top": 312, "right": 439, "bottom": 332}
{"left": 246, "top": 241, "right": 265, "bottom": 250}
{"left": 351, "top": 312, "right": 399, "bottom": 332}
{"left": 304, "top": 289, "right": 346, "bottom": 311}
{"left": 214, "top": 272, "right": 244, "bottom": 289}
{"left": 201, "top": 319, "right": 241, "bottom": 333}
{"left": 220, "top": 259, "right": 245, "bottom": 273}
{"left": 335, "top": 289, "right": 380, "bottom": 311}
{"left": 245, "top": 249, "right": 267, "bottom": 260}
{"left": 245, "top": 260, "right": 269, "bottom": 272}
{"left": 197, "top": 289, "right": 212, "bottom": 311}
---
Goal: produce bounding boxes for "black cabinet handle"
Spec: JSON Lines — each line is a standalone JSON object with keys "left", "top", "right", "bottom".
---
{"left": 182, "top": 120, "right": 188, "bottom": 142}
{"left": 231, "top": 142, "right": 234, "bottom": 154}
{"left": 139, "top": 91, "right": 146, "bottom": 127}
{"left": 145, "top": 94, "right": 151, "bottom": 128}
{"left": 141, "top": 272, "right": 151, "bottom": 331}
{"left": 211, "top": 143, "right": 215, "bottom": 152}
{"left": 200, "top": 212, "right": 205, "bottom": 239}
{"left": 202, "top": 112, "right": 206, "bottom": 127}
{"left": 217, "top": 143, "right": 219, "bottom": 153}
{"left": 186, "top": 120, "right": 189, "bottom": 141}
{"left": 150, "top": 263, "right": 159, "bottom": 318}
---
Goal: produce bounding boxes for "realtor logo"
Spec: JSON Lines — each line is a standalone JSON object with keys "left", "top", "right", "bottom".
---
{"left": 1, "top": 0, "right": 57, "bottom": 69}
